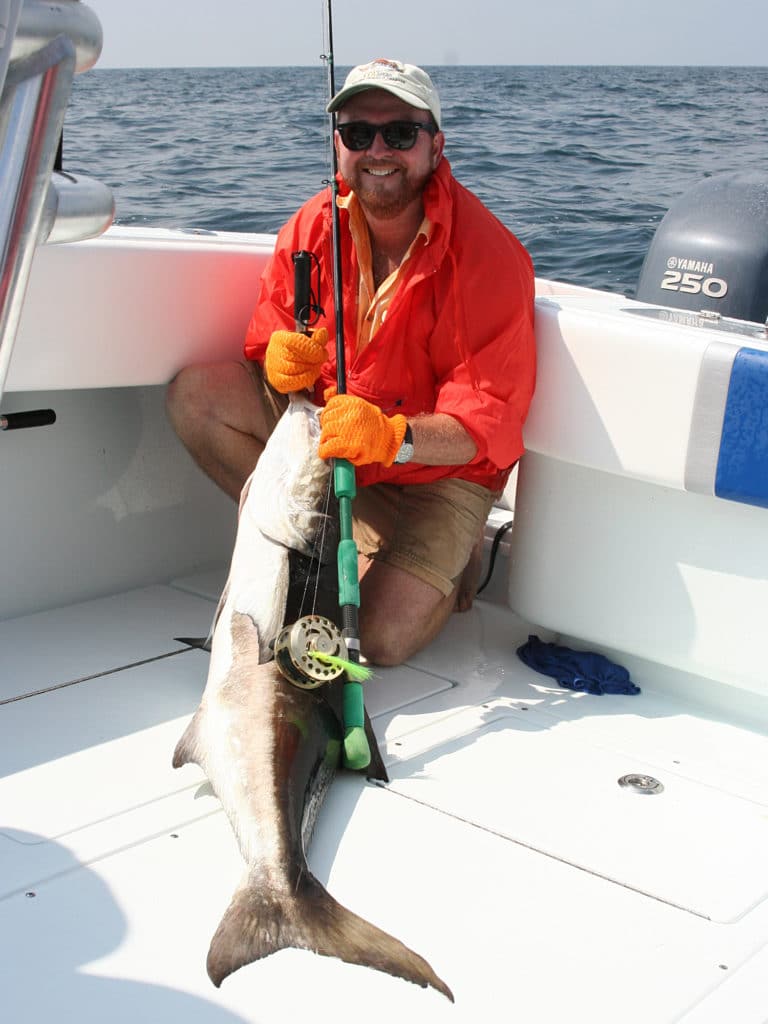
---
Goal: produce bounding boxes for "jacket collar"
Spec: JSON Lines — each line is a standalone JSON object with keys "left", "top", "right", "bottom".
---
{"left": 422, "top": 157, "right": 454, "bottom": 254}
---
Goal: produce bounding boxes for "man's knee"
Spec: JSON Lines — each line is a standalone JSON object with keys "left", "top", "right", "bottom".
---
{"left": 166, "top": 362, "right": 247, "bottom": 444}
{"left": 358, "top": 563, "right": 456, "bottom": 666}
{"left": 362, "top": 625, "right": 408, "bottom": 667}
{"left": 361, "top": 603, "right": 452, "bottom": 666}
{"left": 167, "top": 364, "right": 214, "bottom": 431}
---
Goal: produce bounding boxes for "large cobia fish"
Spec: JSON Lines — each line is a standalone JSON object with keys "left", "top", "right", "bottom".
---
{"left": 172, "top": 395, "right": 453, "bottom": 1001}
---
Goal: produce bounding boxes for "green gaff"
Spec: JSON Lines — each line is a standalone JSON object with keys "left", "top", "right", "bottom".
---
{"left": 334, "top": 458, "right": 370, "bottom": 770}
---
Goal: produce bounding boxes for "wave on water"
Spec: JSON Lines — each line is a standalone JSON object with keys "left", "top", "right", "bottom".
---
{"left": 64, "top": 64, "right": 768, "bottom": 294}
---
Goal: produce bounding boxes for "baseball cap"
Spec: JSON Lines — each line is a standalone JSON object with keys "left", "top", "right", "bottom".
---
{"left": 327, "top": 59, "right": 441, "bottom": 129}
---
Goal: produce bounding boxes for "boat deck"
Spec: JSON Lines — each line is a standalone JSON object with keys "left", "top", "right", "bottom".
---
{"left": 2, "top": 574, "right": 768, "bottom": 1023}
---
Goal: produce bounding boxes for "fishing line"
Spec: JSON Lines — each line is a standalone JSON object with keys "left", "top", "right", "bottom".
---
{"left": 319, "top": 1, "right": 333, "bottom": 179}
{"left": 296, "top": 468, "right": 336, "bottom": 620}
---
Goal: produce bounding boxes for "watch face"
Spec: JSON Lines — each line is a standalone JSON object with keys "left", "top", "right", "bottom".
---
{"left": 394, "top": 423, "right": 414, "bottom": 464}
{"left": 394, "top": 441, "right": 415, "bottom": 464}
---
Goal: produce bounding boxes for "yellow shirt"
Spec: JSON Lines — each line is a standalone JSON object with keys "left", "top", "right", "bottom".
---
{"left": 338, "top": 192, "right": 432, "bottom": 352}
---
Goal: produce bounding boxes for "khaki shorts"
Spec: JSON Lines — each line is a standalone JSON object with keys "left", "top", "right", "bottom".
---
{"left": 246, "top": 361, "right": 496, "bottom": 597}
{"left": 245, "top": 359, "right": 290, "bottom": 433}
{"left": 352, "top": 478, "right": 496, "bottom": 596}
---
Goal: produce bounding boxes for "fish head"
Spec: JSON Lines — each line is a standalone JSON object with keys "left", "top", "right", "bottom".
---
{"left": 245, "top": 395, "right": 333, "bottom": 558}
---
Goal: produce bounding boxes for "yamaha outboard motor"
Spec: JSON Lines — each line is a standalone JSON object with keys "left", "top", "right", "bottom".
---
{"left": 636, "top": 172, "right": 768, "bottom": 323}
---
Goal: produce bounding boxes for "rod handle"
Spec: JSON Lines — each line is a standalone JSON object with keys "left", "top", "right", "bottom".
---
{"left": 292, "top": 250, "right": 313, "bottom": 333}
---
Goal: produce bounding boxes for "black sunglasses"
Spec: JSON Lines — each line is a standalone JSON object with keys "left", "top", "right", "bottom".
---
{"left": 336, "top": 120, "right": 436, "bottom": 152}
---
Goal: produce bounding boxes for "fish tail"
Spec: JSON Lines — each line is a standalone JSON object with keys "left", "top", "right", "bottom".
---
{"left": 207, "top": 872, "right": 454, "bottom": 1002}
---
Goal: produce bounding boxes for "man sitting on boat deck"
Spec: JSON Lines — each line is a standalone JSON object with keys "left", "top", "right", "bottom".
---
{"left": 167, "top": 58, "right": 536, "bottom": 666}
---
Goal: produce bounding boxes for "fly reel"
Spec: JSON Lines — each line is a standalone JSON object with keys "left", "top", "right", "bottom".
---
{"left": 274, "top": 615, "right": 348, "bottom": 689}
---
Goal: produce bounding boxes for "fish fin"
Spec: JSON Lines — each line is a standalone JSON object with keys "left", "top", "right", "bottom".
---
{"left": 174, "top": 636, "right": 212, "bottom": 652}
{"left": 209, "top": 579, "right": 230, "bottom": 647}
{"left": 175, "top": 581, "right": 224, "bottom": 654}
{"left": 172, "top": 711, "right": 202, "bottom": 769}
{"left": 364, "top": 710, "right": 389, "bottom": 783}
{"left": 207, "top": 871, "right": 453, "bottom": 1002}
{"left": 237, "top": 471, "right": 254, "bottom": 516}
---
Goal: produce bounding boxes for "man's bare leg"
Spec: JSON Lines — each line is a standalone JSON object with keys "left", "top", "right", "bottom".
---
{"left": 166, "top": 362, "right": 272, "bottom": 500}
{"left": 357, "top": 558, "right": 457, "bottom": 667}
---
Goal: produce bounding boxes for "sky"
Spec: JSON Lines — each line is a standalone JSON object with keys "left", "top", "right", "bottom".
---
{"left": 86, "top": 0, "right": 766, "bottom": 69}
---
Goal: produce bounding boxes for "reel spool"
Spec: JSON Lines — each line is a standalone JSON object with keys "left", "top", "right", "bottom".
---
{"left": 274, "top": 615, "right": 348, "bottom": 689}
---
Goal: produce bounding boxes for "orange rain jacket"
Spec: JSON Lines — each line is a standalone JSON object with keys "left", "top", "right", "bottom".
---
{"left": 244, "top": 158, "right": 536, "bottom": 491}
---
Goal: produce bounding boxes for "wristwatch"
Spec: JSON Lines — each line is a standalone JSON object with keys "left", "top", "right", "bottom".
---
{"left": 394, "top": 423, "right": 415, "bottom": 464}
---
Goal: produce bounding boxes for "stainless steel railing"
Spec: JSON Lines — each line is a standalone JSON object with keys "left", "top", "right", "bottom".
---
{"left": 0, "top": 0, "right": 112, "bottom": 405}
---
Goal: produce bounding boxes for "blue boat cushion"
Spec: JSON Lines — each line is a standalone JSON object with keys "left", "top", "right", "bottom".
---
{"left": 715, "top": 347, "right": 768, "bottom": 509}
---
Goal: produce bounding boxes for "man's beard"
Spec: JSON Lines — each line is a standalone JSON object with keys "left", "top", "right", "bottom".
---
{"left": 344, "top": 164, "right": 433, "bottom": 220}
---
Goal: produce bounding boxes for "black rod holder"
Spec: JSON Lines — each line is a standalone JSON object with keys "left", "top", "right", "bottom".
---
{"left": 0, "top": 409, "right": 56, "bottom": 430}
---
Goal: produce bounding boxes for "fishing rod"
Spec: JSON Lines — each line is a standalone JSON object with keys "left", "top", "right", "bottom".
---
{"left": 321, "top": 0, "right": 371, "bottom": 772}
{"left": 323, "top": 1, "right": 347, "bottom": 398}
{"left": 277, "top": 4, "right": 370, "bottom": 771}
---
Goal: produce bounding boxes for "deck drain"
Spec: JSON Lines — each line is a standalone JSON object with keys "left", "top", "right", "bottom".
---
{"left": 618, "top": 773, "right": 664, "bottom": 795}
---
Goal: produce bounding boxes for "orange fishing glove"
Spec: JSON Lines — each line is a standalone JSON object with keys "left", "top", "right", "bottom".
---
{"left": 319, "top": 394, "right": 408, "bottom": 467}
{"left": 264, "top": 327, "right": 328, "bottom": 394}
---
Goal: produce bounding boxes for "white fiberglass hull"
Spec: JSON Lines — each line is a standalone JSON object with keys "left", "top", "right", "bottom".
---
{"left": 2, "top": 226, "right": 768, "bottom": 1023}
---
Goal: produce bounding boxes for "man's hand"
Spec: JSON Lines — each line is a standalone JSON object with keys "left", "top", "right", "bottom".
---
{"left": 264, "top": 327, "right": 328, "bottom": 393}
{"left": 319, "top": 394, "right": 407, "bottom": 466}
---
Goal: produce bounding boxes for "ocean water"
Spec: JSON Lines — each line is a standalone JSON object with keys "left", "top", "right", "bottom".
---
{"left": 63, "top": 65, "right": 768, "bottom": 295}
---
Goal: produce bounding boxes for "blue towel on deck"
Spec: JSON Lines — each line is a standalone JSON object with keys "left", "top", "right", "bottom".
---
{"left": 516, "top": 635, "right": 641, "bottom": 696}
